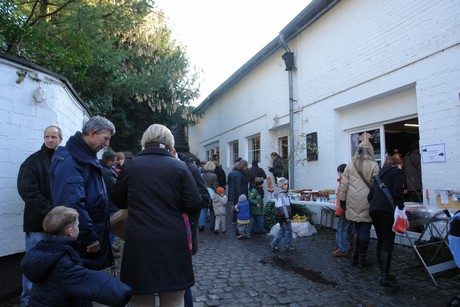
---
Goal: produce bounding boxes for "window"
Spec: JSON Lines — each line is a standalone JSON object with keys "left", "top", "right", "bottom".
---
{"left": 229, "top": 141, "right": 239, "bottom": 165}
{"left": 205, "top": 142, "right": 220, "bottom": 162}
{"left": 248, "top": 135, "right": 261, "bottom": 163}
{"left": 306, "top": 132, "right": 318, "bottom": 161}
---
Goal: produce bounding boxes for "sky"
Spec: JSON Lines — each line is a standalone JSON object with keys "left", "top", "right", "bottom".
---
{"left": 154, "top": 0, "right": 311, "bottom": 106}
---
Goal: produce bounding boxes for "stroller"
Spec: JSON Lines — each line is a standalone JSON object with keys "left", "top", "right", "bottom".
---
{"left": 447, "top": 210, "right": 460, "bottom": 306}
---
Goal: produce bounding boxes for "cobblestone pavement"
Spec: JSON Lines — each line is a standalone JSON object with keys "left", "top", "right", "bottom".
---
{"left": 190, "top": 224, "right": 460, "bottom": 306}
{"left": 3, "top": 223, "right": 460, "bottom": 306}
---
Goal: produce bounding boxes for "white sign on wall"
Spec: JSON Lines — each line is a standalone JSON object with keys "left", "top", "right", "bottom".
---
{"left": 421, "top": 143, "right": 446, "bottom": 163}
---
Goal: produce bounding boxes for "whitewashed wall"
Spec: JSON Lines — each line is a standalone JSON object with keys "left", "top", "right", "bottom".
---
{"left": 0, "top": 57, "right": 89, "bottom": 257}
{"left": 189, "top": 0, "right": 460, "bottom": 198}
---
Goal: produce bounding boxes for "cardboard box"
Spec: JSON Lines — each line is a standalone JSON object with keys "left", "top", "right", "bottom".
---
{"left": 109, "top": 209, "right": 128, "bottom": 240}
{"left": 435, "top": 196, "right": 460, "bottom": 209}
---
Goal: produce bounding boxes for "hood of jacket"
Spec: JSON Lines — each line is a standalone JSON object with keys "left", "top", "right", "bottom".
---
{"left": 21, "top": 237, "right": 80, "bottom": 283}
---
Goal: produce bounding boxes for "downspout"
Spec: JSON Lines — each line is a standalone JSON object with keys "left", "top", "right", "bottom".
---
{"left": 278, "top": 34, "right": 295, "bottom": 188}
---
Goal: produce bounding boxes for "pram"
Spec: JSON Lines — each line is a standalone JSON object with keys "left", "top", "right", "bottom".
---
{"left": 448, "top": 210, "right": 460, "bottom": 268}
{"left": 447, "top": 210, "right": 460, "bottom": 307}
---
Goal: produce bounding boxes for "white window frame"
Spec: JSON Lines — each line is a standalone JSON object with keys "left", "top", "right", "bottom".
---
{"left": 247, "top": 134, "right": 261, "bottom": 163}
{"left": 229, "top": 140, "right": 239, "bottom": 166}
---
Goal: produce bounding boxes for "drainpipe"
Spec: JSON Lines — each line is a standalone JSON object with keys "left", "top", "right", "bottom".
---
{"left": 279, "top": 34, "right": 295, "bottom": 188}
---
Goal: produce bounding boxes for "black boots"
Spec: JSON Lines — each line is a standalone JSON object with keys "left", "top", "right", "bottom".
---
{"left": 357, "top": 240, "right": 372, "bottom": 268}
{"left": 379, "top": 251, "right": 400, "bottom": 292}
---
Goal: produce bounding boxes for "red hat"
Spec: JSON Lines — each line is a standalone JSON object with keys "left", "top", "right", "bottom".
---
{"left": 216, "top": 187, "right": 225, "bottom": 194}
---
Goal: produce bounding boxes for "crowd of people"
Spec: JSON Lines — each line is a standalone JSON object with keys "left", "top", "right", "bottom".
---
{"left": 16, "top": 115, "right": 289, "bottom": 306}
{"left": 18, "top": 116, "right": 419, "bottom": 304}
{"left": 336, "top": 139, "right": 416, "bottom": 293}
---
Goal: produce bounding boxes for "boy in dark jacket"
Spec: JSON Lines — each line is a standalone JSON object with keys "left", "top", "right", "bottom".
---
{"left": 21, "top": 206, "right": 131, "bottom": 307}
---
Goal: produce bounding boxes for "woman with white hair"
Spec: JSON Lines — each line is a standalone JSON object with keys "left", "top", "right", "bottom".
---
{"left": 111, "top": 124, "right": 201, "bottom": 306}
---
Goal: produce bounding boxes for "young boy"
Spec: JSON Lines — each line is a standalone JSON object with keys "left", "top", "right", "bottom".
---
{"left": 212, "top": 187, "right": 227, "bottom": 234}
{"left": 21, "top": 206, "right": 132, "bottom": 307}
{"left": 270, "top": 177, "right": 296, "bottom": 251}
{"left": 235, "top": 194, "right": 251, "bottom": 239}
{"left": 333, "top": 163, "right": 351, "bottom": 257}
{"left": 249, "top": 177, "right": 265, "bottom": 234}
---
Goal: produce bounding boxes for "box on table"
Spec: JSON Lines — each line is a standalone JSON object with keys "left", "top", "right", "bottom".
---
{"left": 435, "top": 196, "right": 460, "bottom": 209}
{"left": 109, "top": 209, "right": 128, "bottom": 240}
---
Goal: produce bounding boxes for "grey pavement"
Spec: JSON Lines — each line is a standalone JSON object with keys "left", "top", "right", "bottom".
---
{"left": 190, "top": 223, "right": 460, "bottom": 306}
{"left": 3, "top": 223, "right": 460, "bottom": 306}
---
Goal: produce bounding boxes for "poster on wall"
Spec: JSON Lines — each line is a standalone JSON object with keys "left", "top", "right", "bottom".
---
{"left": 421, "top": 143, "right": 446, "bottom": 163}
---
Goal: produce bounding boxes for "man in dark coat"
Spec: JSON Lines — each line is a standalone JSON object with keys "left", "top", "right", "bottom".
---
{"left": 17, "top": 125, "right": 62, "bottom": 306}
{"left": 111, "top": 124, "right": 201, "bottom": 305}
{"left": 50, "top": 116, "right": 115, "bottom": 271}
{"left": 248, "top": 160, "right": 267, "bottom": 190}
{"left": 212, "top": 154, "right": 227, "bottom": 188}
{"left": 227, "top": 159, "right": 250, "bottom": 224}
{"left": 268, "top": 152, "right": 285, "bottom": 184}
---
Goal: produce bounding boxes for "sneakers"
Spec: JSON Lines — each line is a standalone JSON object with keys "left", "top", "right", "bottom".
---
{"left": 270, "top": 244, "right": 279, "bottom": 252}
{"left": 332, "top": 249, "right": 348, "bottom": 257}
{"left": 284, "top": 246, "right": 296, "bottom": 251}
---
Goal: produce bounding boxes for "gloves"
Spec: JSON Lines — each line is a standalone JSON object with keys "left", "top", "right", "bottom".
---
{"left": 340, "top": 200, "right": 346, "bottom": 210}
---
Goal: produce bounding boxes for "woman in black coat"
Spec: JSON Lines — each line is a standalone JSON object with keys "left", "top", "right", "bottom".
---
{"left": 111, "top": 124, "right": 201, "bottom": 306}
{"left": 368, "top": 155, "right": 404, "bottom": 292}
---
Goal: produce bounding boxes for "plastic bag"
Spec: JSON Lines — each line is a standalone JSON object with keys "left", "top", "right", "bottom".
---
{"left": 392, "top": 206, "right": 409, "bottom": 234}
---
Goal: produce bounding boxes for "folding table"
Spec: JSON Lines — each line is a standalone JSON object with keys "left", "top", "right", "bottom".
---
{"left": 401, "top": 210, "right": 457, "bottom": 286}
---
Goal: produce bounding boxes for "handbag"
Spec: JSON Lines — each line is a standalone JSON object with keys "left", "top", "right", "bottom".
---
{"left": 392, "top": 206, "right": 409, "bottom": 234}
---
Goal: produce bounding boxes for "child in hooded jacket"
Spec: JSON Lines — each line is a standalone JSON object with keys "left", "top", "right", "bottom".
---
{"left": 235, "top": 194, "right": 251, "bottom": 239}
{"left": 212, "top": 187, "right": 227, "bottom": 234}
{"left": 21, "top": 206, "right": 131, "bottom": 307}
{"left": 270, "top": 177, "right": 296, "bottom": 251}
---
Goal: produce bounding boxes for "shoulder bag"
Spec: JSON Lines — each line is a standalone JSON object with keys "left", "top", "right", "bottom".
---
{"left": 374, "top": 174, "right": 396, "bottom": 210}
{"left": 353, "top": 161, "right": 372, "bottom": 189}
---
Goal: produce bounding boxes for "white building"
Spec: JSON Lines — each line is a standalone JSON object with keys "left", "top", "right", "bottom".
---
{"left": 0, "top": 53, "right": 90, "bottom": 257}
{"left": 189, "top": 0, "right": 460, "bottom": 201}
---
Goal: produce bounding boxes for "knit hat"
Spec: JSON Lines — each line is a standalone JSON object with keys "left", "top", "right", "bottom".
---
{"left": 216, "top": 187, "right": 225, "bottom": 195}
{"left": 277, "top": 177, "right": 288, "bottom": 188}
{"left": 238, "top": 194, "right": 247, "bottom": 202}
{"left": 254, "top": 177, "right": 264, "bottom": 185}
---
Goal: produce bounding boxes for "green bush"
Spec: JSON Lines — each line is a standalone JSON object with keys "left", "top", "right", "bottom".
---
{"left": 263, "top": 200, "right": 312, "bottom": 231}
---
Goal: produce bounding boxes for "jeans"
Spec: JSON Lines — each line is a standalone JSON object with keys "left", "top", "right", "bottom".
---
{"left": 21, "top": 232, "right": 48, "bottom": 307}
{"left": 252, "top": 215, "right": 265, "bottom": 233}
{"left": 198, "top": 207, "right": 215, "bottom": 229}
{"left": 184, "top": 287, "right": 194, "bottom": 307}
{"left": 271, "top": 221, "right": 293, "bottom": 249}
{"left": 352, "top": 221, "right": 372, "bottom": 241}
{"left": 335, "top": 216, "right": 351, "bottom": 252}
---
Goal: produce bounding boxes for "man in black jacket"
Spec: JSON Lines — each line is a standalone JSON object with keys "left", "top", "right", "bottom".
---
{"left": 17, "top": 125, "right": 62, "bottom": 307}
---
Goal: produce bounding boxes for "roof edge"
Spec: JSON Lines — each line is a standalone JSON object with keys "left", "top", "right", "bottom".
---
{"left": 193, "top": 0, "right": 340, "bottom": 114}
{"left": 0, "top": 52, "right": 92, "bottom": 115}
